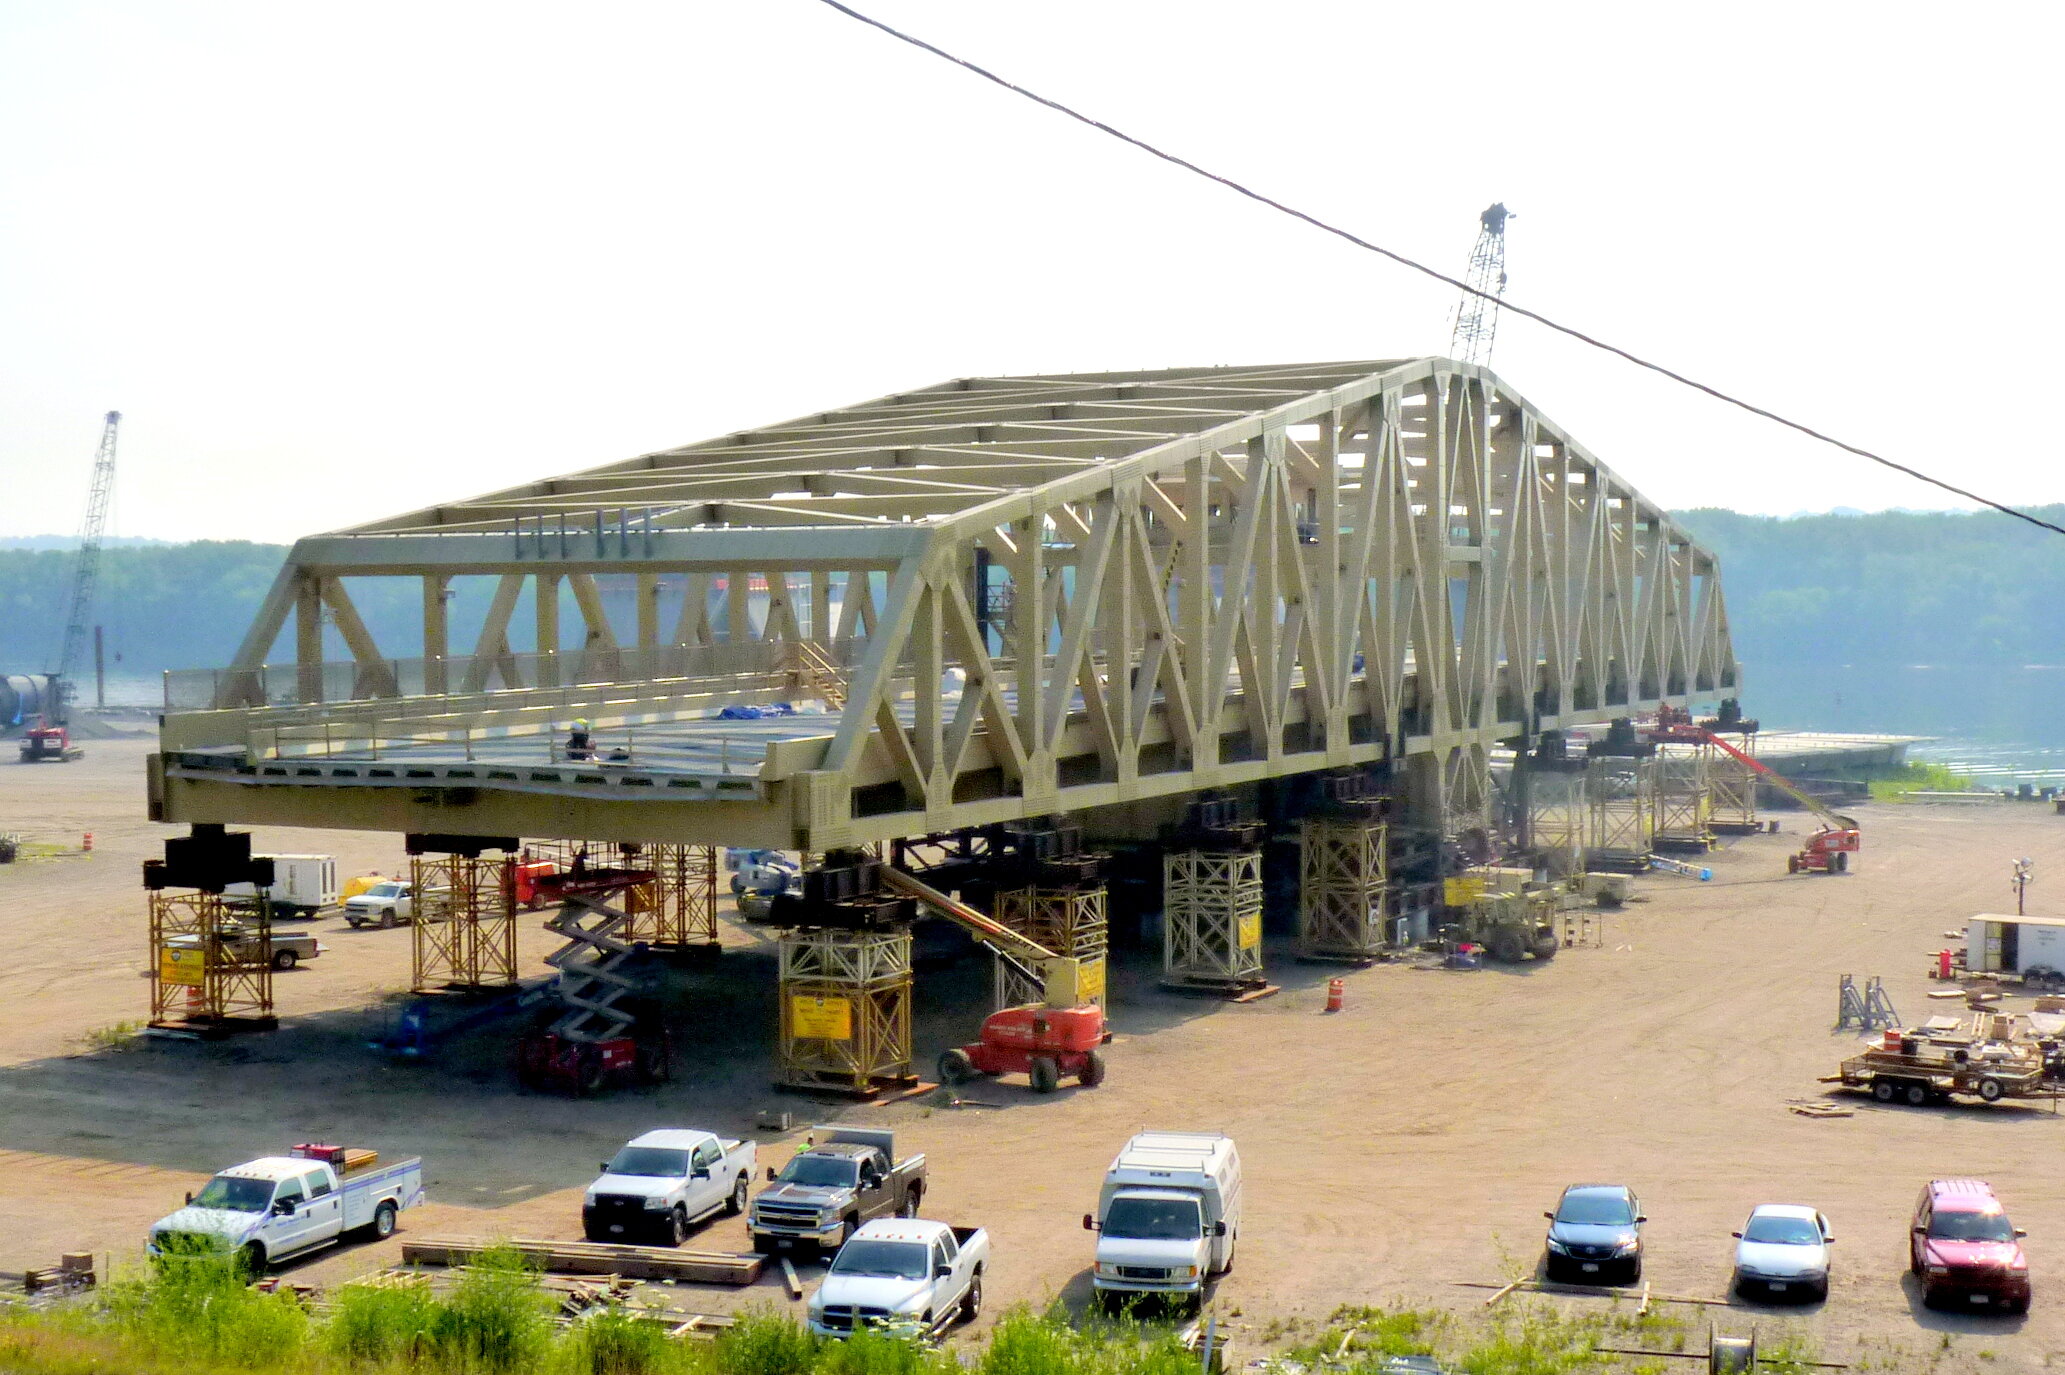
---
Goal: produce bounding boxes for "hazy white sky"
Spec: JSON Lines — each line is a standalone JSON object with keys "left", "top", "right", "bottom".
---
{"left": 3, "top": 2, "right": 2058, "bottom": 541}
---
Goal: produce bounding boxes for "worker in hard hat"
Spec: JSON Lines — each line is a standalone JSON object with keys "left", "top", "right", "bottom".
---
{"left": 565, "top": 719, "right": 594, "bottom": 761}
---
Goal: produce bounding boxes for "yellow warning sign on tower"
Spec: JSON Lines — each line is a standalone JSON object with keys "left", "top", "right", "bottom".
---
{"left": 159, "top": 945, "right": 206, "bottom": 987}
{"left": 790, "top": 995, "right": 852, "bottom": 1040}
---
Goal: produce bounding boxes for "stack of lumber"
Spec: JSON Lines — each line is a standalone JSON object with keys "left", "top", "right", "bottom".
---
{"left": 401, "top": 1236, "right": 763, "bottom": 1286}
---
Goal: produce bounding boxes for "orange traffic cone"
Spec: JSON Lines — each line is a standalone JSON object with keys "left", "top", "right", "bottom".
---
{"left": 1324, "top": 978, "right": 1345, "bottom": 1013}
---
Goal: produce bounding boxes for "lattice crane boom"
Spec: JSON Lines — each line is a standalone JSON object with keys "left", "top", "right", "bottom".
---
{"left": 1448, "top": 203, "right": 1512, "bottom": 368}
{"left": 50, "top": 411, "right": 121, "bottom": 721}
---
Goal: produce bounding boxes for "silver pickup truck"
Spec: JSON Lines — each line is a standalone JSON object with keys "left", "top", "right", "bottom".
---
{"left": 750, "top": 1127, "right": 926, "bottom": 1255}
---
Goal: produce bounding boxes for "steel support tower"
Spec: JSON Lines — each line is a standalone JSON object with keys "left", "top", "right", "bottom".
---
{"left": 51, "top": 411, "right": 121, "bottom": 721}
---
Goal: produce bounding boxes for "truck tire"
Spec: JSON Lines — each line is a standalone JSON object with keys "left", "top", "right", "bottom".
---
{"left": 1532, "top": 932, "right": 1559, "bottom": 960}
{"left": 961, "top": 1270, "right": 983, "bottom": 1321}
{"left": 1873, "top": 1079, "right": 1896, "bottom": 1102}
{"left": 1904, "top": 1083, "right": 1929, "bottom": 1107}
{"left": 728, "top": 1175, "right": 749, "bottom": 1216}
{"left": 1787, "top": 854, "right": 1801, "bottom": 875}
{"left": 1489, "top": 931, "right": 1525, "bottom": 964}
{"left": 669, "top": 1206, "right": 689, "bottom": 1246}
{"left": 1078, "top": 1051, "right": 1106, "bottom": 1088}
{"left": 379, "top": 910, "right": 397, "bottom": 929}
{"left": 575, "top": 1046, "right": 606, "bottom": 1096}
{"left": 938, "top": 1048, "right": 976, "bottom": 1084}
{"left": 372, "top": 1200, "right": 398, "bottom": 1239}
{"left": 1978, "top": 1077, "right": 2005, "bottom": 1102}
{"left": 1029, "top": 1056, "right": 1060, "bottom": 1094}
{"left": 271, "top": 949, "right": 298, "bottom": 971}
{"left": 239, "top": 1242, "right": 267, "bottom": 1277}
{"left": 897, "top": 1185, "right": 923, "bottom": 1219}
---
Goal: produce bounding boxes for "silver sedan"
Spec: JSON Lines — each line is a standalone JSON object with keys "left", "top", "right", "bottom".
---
{"left": 1732, "top": 1204, "right": 1833, "bottom": 1301}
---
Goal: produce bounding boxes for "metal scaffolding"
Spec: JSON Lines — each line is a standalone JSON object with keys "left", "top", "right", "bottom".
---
{"left": 149, "top": 890, "right": 276, "bottom": 1030}
{"left": 1650, "top": 745, "right": 1714, "bottom": 851}
{"left": 1298, "top": 818, "right": 1390, "bottom": 960}
{"left": 410, "top": 853, "right": 519, "bottom": 991}
{"left": 1584, "top": 757, "right": 1657, "bottom": 871}
{"left": 994, "top": 886, "right": 1108, "bottom": 1008}
{"left": 1708, "top": 737, "right": 1761, "bottom": 833}
{"left": 1163, "top": 849, "right": 1265, "bottom": 991}
{"left": 1524, "top": 766, "right": 1589, "bottom": 875}
{"left": 776, "top": 927, "right": 914, "bottom": 1096}
{"left": 622, "top": 843, "right": 720, "bottom": 950}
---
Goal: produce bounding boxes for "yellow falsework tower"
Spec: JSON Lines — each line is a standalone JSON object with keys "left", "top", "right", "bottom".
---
{"left": 622, "top": 844, "right": 720, "bottom": 950}
{"left": 1297, "top": 818, "right": 1389, "bottom": 961}
{"left": 776, "top": 927, "right": 915, "bottom": 1097}
{"left": 993, "top": 886, "right": 1108, "bottom": 1009}
{"left": 1163, "top": 849, "right": 1265, "bottom": 991}
{"left": 410, "top": 853, "right": 519, "bottom": 992}
{"left": 149, "top": 890, "right": 276, "bottom": 1030}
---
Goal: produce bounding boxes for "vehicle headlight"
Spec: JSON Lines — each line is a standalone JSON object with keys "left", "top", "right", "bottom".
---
{"left": 583, "top": 1193, "right": 598, "bottom": 1208}
{"left": 643, "top": 1196, "right": 669, "bottom": 1210}
{"left": 1095, "top": 1263, "right": 1122, "bottom": 1277}
{"left": 1926, "top": 1266, "right": 1949, "bottom": 1276}
{"left": 1177, "top": 1266, "right": 1199, "bottom": 1279}
{"left": 1613, "top": 1240, "right": 1640, "bottom": 1256}
{"left": 1545, "top": 1238, "right": 1570, "bottom": 1254}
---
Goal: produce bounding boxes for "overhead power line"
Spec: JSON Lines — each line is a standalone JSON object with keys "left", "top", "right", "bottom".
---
{"left": 811, "top": 0, "right": 2065, "bottom": 539}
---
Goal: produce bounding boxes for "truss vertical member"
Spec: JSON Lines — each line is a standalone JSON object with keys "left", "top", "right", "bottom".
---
{"left": 776, "top": 928, "right": 915, "bottom": 1097}
{"left": 409, "top": 851, "right": 519, "bottom": 991}
{"left": 621, "top": 843, "right": 720, "bottom": 951}
{"left": 1298, "top": 816, "right": 1390, "bottom": 962}
{"left": 148, "top": 889, "right": 277, "bottom": 1031}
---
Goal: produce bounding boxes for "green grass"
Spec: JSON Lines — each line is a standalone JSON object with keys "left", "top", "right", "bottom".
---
{"left": 73, "top": 1019, "right": 146, "bottom": 1054}
{"left": 0, "top": 1268, "right": 1876, "bottom": 1375}
{"left": 1870, "top": 760, "right": 1978, "bottom": 802}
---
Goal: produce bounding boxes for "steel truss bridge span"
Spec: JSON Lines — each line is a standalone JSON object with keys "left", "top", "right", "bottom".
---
{"left": 152, "top": 360, "right": 1739, "bottom": 849}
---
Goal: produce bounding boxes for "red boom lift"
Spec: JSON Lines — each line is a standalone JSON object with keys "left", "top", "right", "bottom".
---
{"left": 1649, "top": 706, "right": 1861, "bottom": 874}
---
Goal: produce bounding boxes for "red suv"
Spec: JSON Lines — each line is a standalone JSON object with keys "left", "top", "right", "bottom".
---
{"left": 1910, "top": 1179, "right": 2031, "bottom": 1312}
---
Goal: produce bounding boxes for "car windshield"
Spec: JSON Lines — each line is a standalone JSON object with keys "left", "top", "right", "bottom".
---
{"left": 607, "top": 1147, "right": 690, "bottom": 1177}
{"left": 1743, "top": 1215, "right": 1822, "bottom": 1246}
{"left": 779, "top": 1156, "right": 859, "bottom": 1189}
{"left": 1931, "top": 1210, "right": 2015, "bottom": 1242}
{"left": 367, "top": 884, "right": 404, "bottom": 899}
{"left": 1557, "top": 1192, "right": 1635, "bottom": 1226}
{"left": 830, "top": 1239, "right": 929, "bottom": 1280}
{"left": 191, "top": 1175, "right": 276, "bottom": 1213}
{"left": 1103, "top": 1196, "right": 1204, "bottom": 1241}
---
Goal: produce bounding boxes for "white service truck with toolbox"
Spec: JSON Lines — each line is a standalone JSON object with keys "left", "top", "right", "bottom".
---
{"left": 1085, "top": 1131, "right": 1240, "bottom": 1308}
{"left": 148, "top": 1144, "right": 423, "bottom": 1272}
{"left": 807, "top": 1218, "right": 988, "bottom": 1338}
{"left": 583, "top": 1129, "right": 758, "bottom": 1245}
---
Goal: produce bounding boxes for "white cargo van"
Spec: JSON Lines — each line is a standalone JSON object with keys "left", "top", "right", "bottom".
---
{"left": 224, "top": 855, "right": 339, "bottom": 918}
{"left": 1084, "top": 1131, "right": 1239, "bottom": 1306}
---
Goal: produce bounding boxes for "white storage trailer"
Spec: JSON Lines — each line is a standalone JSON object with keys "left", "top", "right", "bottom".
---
{"left": 223, "top": 855, "right": 339, "bottom": 917}
{"left": 1086, "top": 1130, "right": 1240, "bottom": 1303}
{"left": 1967, "top": 915, "right": 2065, "bottom": 981}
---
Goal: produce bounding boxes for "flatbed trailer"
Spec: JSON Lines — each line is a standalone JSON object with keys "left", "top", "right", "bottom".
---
{"left": 1828, "top": 1043, "right": 2048, "bottom": 1106}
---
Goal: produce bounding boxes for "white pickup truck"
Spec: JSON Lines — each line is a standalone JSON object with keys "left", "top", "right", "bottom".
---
{"left": 807, "top": 1218, "right": 987, "bottom": 1338}
{"left": 342, "top": 881, "right": 415, "bottom": 929}
{"left": 582, "top": 1129, "right": 758, "bottom": 1245}
{"left": 148, "top": 1145, "right": 423, "bottom": 1272}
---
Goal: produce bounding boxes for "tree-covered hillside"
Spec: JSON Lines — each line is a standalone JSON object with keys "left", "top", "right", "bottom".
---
{"left": 1673, "top": 506, "right": 2065, "bottom": 669}
{"left": 2, "top": 508, "right": 2060, "bottom": 683}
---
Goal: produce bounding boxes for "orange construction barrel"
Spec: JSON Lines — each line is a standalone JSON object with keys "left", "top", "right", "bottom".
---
{"left": 1325, "top": 978, "right": 1344, "bottom": 1013}
{"left": 1938, "top": 949, "right": 1953, "bottom": 980}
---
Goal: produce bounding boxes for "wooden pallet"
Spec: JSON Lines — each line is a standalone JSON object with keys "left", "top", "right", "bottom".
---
{"left": 401, "top": 1236, "right": 763, "bottom": 1285}
{"left": 1161, "top": 977, "right": 1281, "bottom": 1003}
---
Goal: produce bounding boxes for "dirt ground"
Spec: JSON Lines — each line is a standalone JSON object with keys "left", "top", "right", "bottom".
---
{"left": 4, "top": 737, "right": 2064, "bottom": 1371}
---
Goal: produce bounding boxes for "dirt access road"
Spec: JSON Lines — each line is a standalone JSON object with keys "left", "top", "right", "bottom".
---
{"left": 2, "top": 737, "right": 2062, "bottom": 1372}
